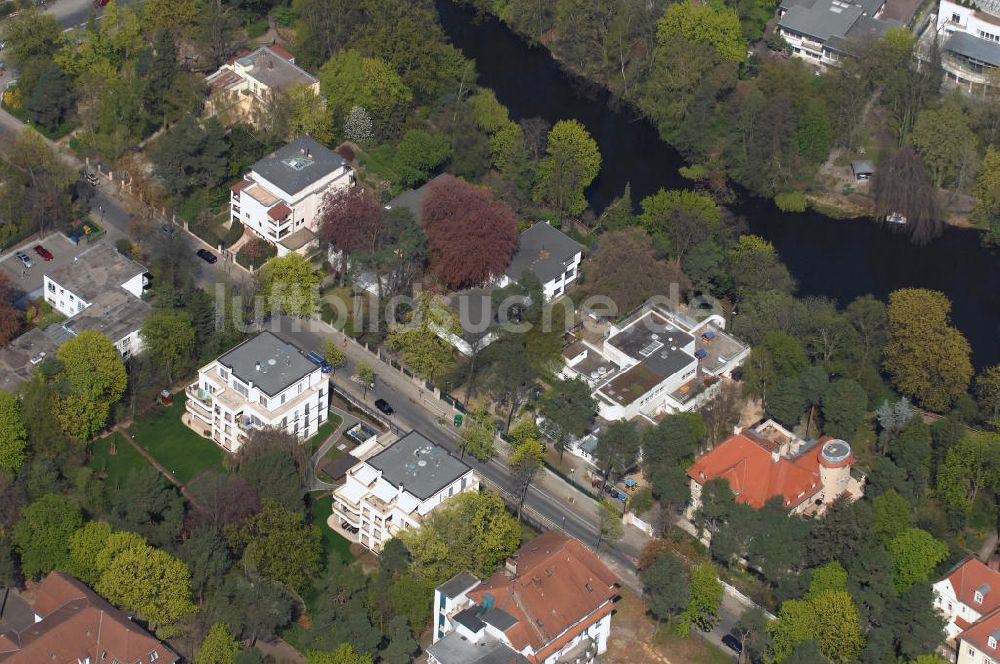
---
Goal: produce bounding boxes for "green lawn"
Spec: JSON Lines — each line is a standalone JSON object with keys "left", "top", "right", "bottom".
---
{"left": 127, "top": 391, "right": 224, "bottom": 484}
{"left": 308, "top": 413, "right": 342, "bottom": 452}
{"left": 89, "top": 432, "right": 151, "bottom": 485}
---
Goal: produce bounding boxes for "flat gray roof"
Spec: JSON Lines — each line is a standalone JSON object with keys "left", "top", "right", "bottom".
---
{"left": 852, "top": 160, "right": 874, "bottom": 174}
{"left": 504, "top": 222, "right": 583, "bottom": 284}
{"left": 241, "top": 46, "right": 318, "bottom": 91}
{"left": 779, "top": 0, "right": 863, "bottom": 41}
{"left": 608, "top": 310, "right": 696, "bottom": 380}
{"left": 45, "top": 242, "right": 146, "bottom": 303}
{"left": 66, "top": 289, "right": 150, "bottom": 343}
{"left": 278, "top": 226, "right": 316, "bottom": 251}
{"left": 426, "top": 631, "right": 528, "bottom": 664}
{"left": 946, "top": 31, "right": 1000, "bottom": 67}
{"left": 438, "top": 571, "right": 481, "bottom": 599}
{"left": 252, "top": 136, "right": 348, "bottom": 197}
{"left": 218, "top": 331, "right": 316, "bottom": 397}
{"left": 367, "top": 430, "right": 471, "bottom": 501}
{"left": 385, "top": 173, "right": 456, "bottom": 224}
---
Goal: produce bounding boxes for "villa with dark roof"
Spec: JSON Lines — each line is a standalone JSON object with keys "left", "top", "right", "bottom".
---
{"left": 0, "top": 572, "right": 177, "bottom": 664}
{"left": 230, "top": 136, "right": 354, "bottom": 256}
{"left": 935, "top": 0, "right": 1000, "bottom": 91}
{"left": 184, "top": 331, "right": 330, "bottom": 453}
{"left": 777, "top": 0, "right": 899, "bottom": 68}
{"left": 331, "top": 430, "right": 479, "bottom": 554}
{"left": 498, "top": 222, "right": 583, "bottom": 302}
{"left": 429, "top": 532, "right": 619, "bottom": 664}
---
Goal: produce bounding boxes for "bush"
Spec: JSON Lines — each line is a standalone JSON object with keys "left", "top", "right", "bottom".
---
{"left": 115, "top": 238, "right": 134, "bottom": 257}
{"left": 271, "top": 5, "right": 296, "bottom": 26}
{"left": 222, "top": 220, "right": 245, "bottom": 248}
{"left": 335, "top": 144, "right": 355, "bottom": 162}
{"left": 774, "top": 191, "right": 808, "bottom": 212}
{"left": 245, "top": 18, "right": 269, "bottom": 38}
{"left": 236, "top": 238, "right": 276, "bottom": 269}
{"left": 0, "top": 1, "right": 14, "bottom": 16}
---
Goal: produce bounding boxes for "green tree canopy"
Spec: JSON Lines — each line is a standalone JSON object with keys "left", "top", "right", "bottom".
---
{"left": 0, "top": 393, "right": 27, "bottom": 474}
{"left": 642, "top": 552, "right": 689, "bottom": 623}
{"left": 318, "top": 50, "right": 413, "bottom": 141}
{"left": 228, "top": 499, "right": 322, "bottom": 593}
{"left": 770, "top": 590, "right": 865, "bottom": 663}
{"left": 884, "top": 289, "right": 972, "bottom": 412}
{"left": 887, "top": 528, "right": 948, "bottom": 592}
{"left": 657, "top": 0, "right": 746, "bottom": 63}
{"left": 196, "top": 623, "right": 240, "bottom": 664}
{"left": 141, "top": 308, "right": 196, "bottom": 384}
{"left": 259, "top": 253, "right": 320, "bottom": 317}
{"left": 821, "top": 378, "right": 868, "bottom": 439}
{"left": 55, "top": 330, "right": 128, "bottom": 440}
{"left": 533, "top": 119, "right": 601, "bottom": 219}
{"left": 13, "top": 494, "right": 82, "bottom": 577}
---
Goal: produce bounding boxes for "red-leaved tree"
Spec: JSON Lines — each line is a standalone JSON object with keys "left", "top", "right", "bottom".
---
{"left": 0, "top": 274, "right": 22, "bottom": 346}
{"left": 318, "top": 187, "right": 386, "bottom": 283}
{"left": 422, "top": 177, "right": 519, "bottom": 289}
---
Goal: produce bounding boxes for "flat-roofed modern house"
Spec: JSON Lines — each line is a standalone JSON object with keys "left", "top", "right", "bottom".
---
{"left": 559, "top": 304, "right": 749, "bottom": 422}
{"left": 206, "top": 45, "right": 320, "bottom": 125}
{"left": 429, "top": 532, "right": 619, "bottom": 664}
{"left": 331, "top": 431, "right": 478, "bottom": 554}
{"left": 185, "top": 332, "right": 329, "bottom": 453}
{"left": 231, "top": 136, "right": 354, "bottom": 256}
{"left": 42, "top": 241, "right": 150, "bottom": 359}
{"left": 498, "top": 222, "right": 584, "bottom": 301}
{"left": 0, "top": 571, "right": 178, "bottom": 664}
{"left": 936, "top": 0, "right": 1000, "bottom": 91}
{"left": 777, "top": 0, "right": 898, "bottom": 68}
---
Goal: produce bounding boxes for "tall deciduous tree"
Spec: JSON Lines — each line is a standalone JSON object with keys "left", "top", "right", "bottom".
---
{"left": 972, "top": 145, "right": 1000, "bottom": 244}
{"left": 141, "top": 309, "right": 196, "bottom": 385}
{"left": 887, "top": 528, "right": 948, "bottom": 592}
{"left": 657, "top": 0, "right": 745, "bottom": 63}
{"left": 421, "top": 177, "right": 519, "bottom": 289}
{"left": 533, "top": 119, "right": 601, "bottom": 220}
{"left": 13, "top": 494, "right": 82, "bottom": 576}
{"left": 884, "top": 289, "right": 972, "bottom": 411}
{"left": 54, "top": 331, "right": 127, "bottom": 441}
{"left": 196, "top": 623, "right": 239, "bottom": 664}
{"left": 935, "top": 432, "right": 1000, "bottom": 514}
{"left": 259, "top": 254, "right": 320, "bottom": 317}
{"left": 229, "top": 499, "right": 322, "bottom": 592}
{"left": 871, "top": 147, "right": 941, "bottom": 245}
{"left": 821, "top": 379, "right": 868, "bottom": 440}
{"left": 508, "top": 429, "right": 545, "bottom": 520}
{"left": 150, "top": 114, "right": 228, "bottom": 197}
{"left": 538, "top": 378, "right": 596, "bottom": 460}
{"left": 385, "top": 292, "right": 458, "bottom": 383}
{"left": 318, "top": 50, "right": 412, "bottom": 141}
{"left": 583, "top": 228, "right": 689, "bottom": 314}
{"left": 319, "top": 187, "right": 385, "bottom": 284}
{"left": 638, "top": 188, "right": 722, "bottom": 264}
{"left": 642, "top": 552, "right": 689, "bottom": 624}
{"left": 595, "top": 419, "right": 642, "bottom": 488}
{"left": 0, "top": 393, "right": 27, "bottom": 475}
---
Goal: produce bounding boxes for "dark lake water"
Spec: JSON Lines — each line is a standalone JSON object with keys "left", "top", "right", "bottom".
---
{"left": 436, "top": 0, "right": 1000, "bottom": 369}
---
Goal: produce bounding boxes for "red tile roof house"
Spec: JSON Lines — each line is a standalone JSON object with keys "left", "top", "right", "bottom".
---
{"left": 686, "top": 419, "right": 865, "bottom": 523}
{"left": 934, "top": 556, "right": 1000, "bottom": 642}
{"left": 0, "top": 572, "right": 178, "bottom": 664}
{"left": 428, "top": 532, "right": 619, "bottom": 664}
{"left": 955, "top": 605, "right": 1000, "bottom": 664}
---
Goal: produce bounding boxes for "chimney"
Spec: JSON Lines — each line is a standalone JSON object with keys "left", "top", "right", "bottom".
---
{"left": 990, "top": 557, "right": 1000, "bottom": 572}
{"left": 771, "top": 450, "right": 780, "bottom": 463}
{"left": 267, "top": 57, "right": 274, "bottom": 69}
{"left": 255, "top": 361, "right": 260, "bottom": 371}
{"left": 299, "top": 147, "right": 305, "bottom": 155}
{"left": 505, "top": 557, "right": 518, "bottom": 578}
{"left": 306, "top": 148, "right": 311, "bottom": 159}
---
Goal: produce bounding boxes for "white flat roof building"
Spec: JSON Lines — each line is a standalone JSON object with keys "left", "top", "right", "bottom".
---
{"left": 332, "top": 431, "right": 478, "bottom": 554}
{"left": 185, "top": 332, "right": 329, "bottom": 453}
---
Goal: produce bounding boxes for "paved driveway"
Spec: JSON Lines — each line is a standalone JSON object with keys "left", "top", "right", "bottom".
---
{"left": 0, "top": 233, "right": 91, "bottom": 304}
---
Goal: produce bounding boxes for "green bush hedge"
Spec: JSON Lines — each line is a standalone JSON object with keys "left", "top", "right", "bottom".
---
{"left": 236, "top": 238, "right": 276, "bottom": 269}
{"left": 222, "top": 220, "right": 245, "bottom": 248}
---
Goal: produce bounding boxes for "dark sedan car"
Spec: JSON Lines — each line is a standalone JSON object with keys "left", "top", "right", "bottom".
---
{"left": 374, "top": 399, "right": 394, "bottom": 415}
{"left": 33, "top": 245, "right": 53, "bottom": 261}
{"left": 196, "top": 249, "right": 218, "bottom": 264}
{"left": 722, "top": 634, "right": 743, "bottom": 654}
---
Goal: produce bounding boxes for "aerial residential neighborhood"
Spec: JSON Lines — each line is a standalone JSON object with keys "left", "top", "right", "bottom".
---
{"left": 0, "top": 0, "right": 997, "bottom": 662}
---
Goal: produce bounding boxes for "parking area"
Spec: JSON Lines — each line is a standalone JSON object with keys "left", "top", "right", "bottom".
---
{"left": 0, "top": 233, "right": 92, "bottom": 304}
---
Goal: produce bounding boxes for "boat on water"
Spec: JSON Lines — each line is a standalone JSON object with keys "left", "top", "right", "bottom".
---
{"left": 885, "top": 212, "right": 908, "bottom": 224}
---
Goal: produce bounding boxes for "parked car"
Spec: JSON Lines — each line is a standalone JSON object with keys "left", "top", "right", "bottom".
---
{"left": 196, "top": 249, "right": 218, "bottom": 264}
{"left": 722, "top": 634, "right": 743, "bottom": 654}
{"left": 33, "top": 245, "right": 53, "bottom": 261}
{"left": 14, "top": 252, "right": 32, "bottom": 268}
{"left": 374, "top": 399, "right": 394, "bottom": 415}
{"left": 306, "top": 350, "right": 332, "bottom": 373}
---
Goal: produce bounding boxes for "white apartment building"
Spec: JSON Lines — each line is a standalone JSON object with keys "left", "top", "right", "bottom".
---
{"left": 185, "top": 332, "right": 329, "bottom": 453}
{"left": 231, "top": 136, "right": 354, "bottom": 257}
{"left": 206, "top": 45, "right": 320, "bottom": 125}
{"left": 560, "top": 305, "right": 749, "bottom": 423}
{"left": 332, "top": 431, "right": 478, "bottom": 554}
{"left": 497, "top": 222, "right": 583, "bottom": 302}
{"left": 42, "top": 242, "right": 150, "bottom": 358}
{"left": 936, "top": 0, "right": 1000, "bottom": 90}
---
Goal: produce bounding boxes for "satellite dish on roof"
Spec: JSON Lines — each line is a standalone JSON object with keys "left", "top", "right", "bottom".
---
{"left": 268, "top": 358, "right": 276, "bottom": 365}
{"left": 417, "top": 460, "right": 427, "bottom": 467}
